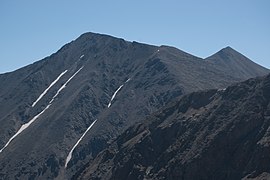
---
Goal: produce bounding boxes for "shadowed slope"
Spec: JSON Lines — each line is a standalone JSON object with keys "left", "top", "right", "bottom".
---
{"left": 80, "top": 74, "right": 270, "bottom": 180}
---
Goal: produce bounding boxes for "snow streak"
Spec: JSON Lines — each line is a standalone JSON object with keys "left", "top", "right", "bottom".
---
{"left": 107, "top": 85, "right": 124, "bottom": 108}
{"left": 65, "top": 78, "right": 131, "bottom": 167}
{"left": 125, "top": 78, "right": 131, "bottom": 83}
{"left": 49, "top": 67, "right": 84, "bottom": 104}
{"left": 32, "top": 70, "right": 68, "bottom": 107}
{"left": 0, "top": 67, "right": 84, "bottom": 153}
{"left": 218, "top": 88, "right": 227, "bottom": 92}
{"left": 65, "top": 119, "right": 97, "bottom": 168}
{"left": 107, "top": 78, "right": 131, "bottom": 108}
{"left": 0, "top": 104, "right": 51, "bottom": 153}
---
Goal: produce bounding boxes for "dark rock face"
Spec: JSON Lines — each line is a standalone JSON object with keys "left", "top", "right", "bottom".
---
{"left": 0, "top": 32, "right": 269, "bottom": 179}
{"left": 79, "top": 74, "right": 270, "bottom": 180}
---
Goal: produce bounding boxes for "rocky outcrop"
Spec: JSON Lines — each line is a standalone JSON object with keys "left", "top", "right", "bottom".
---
{"left": 79, "top": 74, "right": 270, "bottom": 180}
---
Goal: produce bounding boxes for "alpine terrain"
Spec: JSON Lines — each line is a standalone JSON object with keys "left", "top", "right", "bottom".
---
{"left": 0, "top": 32, "right": 269, "bottom": 179}
{"left": 79, "top": 74, "right": 270, "bottom": 180}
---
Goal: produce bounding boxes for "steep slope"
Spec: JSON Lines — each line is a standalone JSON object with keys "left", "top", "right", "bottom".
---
{"left": 80, "top": 74, "right": 270, "bottom": 180}
{"left": 0, "top": 32, "right": 268, "bottom": 179}
{"left": 205, "top": 46, "right": 269, "bottom": 80}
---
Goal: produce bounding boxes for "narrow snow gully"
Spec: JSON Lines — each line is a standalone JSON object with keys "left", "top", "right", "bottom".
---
{"left": 107, "top": 78, "right": 131, "bottom": 108}
{"left": 107, "top": 85, "right": 123, "bottom": 108}
{"left": 0, "top": 104, "right": 51, "bottom": 153}
{"left": 65, "top": 119, "right": 97, "bottom": 168}
{"left": 0, "top": 67, "right": 84, "bottom": 154}
{"left": 32, "top": 70, "right": 68, "bottom": 107}
{"left": 49, "top": 66, "right": 84, "bottom": 104}
{"left": 64, "top": 78, "right": 131, "bottom": 168}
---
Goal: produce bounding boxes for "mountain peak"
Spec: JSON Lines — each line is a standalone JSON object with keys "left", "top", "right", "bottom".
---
{"left": 205, "top": 46, "right": 269, "bottom": 79}
{"left": 75, "top": 32, "right": 128, "bottom": 45}
{"left": 219, "top": 46, "right": 241, "bottom": 55}
{"left": 222, "top": 46, "right": 234, "bottom": 51}
{"left": 78, "top": 32, "right": 119, "bottom": 40}
{"left": 0, "top": 32, "right": 269, "bottom": 179}
{"left": 209, "top": 46, "right": 241, "bottom": 59}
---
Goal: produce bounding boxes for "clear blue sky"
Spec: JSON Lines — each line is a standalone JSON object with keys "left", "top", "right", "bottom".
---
{"left": 1, "top": 0, "right": 269, "bottom": 73}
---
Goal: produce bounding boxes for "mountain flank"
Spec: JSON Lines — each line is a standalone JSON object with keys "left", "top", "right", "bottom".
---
{"left": 205, "top": 46, "right": 268, "bottom": 79}
{"left": 0, "top": 32, "right": 269, "bottom": 179}
{"left": 79, "top": 73, "right": 270, "bottom": 180}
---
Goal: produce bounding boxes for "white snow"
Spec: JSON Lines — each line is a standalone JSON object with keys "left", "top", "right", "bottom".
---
{"left": 107, "top": 78, "right": 131, "bottom": 108}
{"left": 107, "top": 85, "right": 124, "bottom": 108}
{"left": 65, "top": 119, "right": 97, "bottom": 168}
{"left": 49, "top": 67, "right": 84, "bottom": 104}
{"left": 32, "top": 70, "right": 68, "bottom": 107}
{"left": 0, "top": 67, "right": 84, "bottom": 154}
{"left": 218, "top": 88, "right": 227, "bottom": 92}
{"left": 80, "top": 55, "right": 84, "bottom": 59}
{"left": 125, "top": 78, "right": 131, "bottom": 83}
{"left": 0, "top": 104, "right": 51, "bottom": 153}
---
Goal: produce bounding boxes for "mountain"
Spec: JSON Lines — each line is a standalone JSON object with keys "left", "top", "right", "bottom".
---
{"left": 205, "top": 46, "right": 269, "bottom": 79}
{"left": 0, "top": 32, "right": 268, "bottom": 179}
{"left": 79, "top": 74, "right": 270, "bottom": 180}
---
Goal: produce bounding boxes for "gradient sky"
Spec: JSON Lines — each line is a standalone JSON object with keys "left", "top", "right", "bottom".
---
{"left": 0, "top": 0, "right": 269, "bottom": 73}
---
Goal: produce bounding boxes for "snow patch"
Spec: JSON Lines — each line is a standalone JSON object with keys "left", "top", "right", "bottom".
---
{"left": 125, "top": 78, "right": 131, "bottom": 83}
{"left": 107, "top": 85, "right": 124, "bottom": 108}
{"left": 0, "top": 67, "right": 84, "bottom": 154}
{"left": 49, "top": 67, "right": 84, "bottom": 104}
{"left": 32, "top": 70, "right": 68, "bottom": 107}
{"left": 218, "top": 88, "right": 227, "bottom": 92}
{"left": 0, "top": 104, "right": 51, "bottom": 153}
{"left": 80, "top": 55, "right": 84, "bottom": 59}
{"left": 65, "top": 119, "right": 97, "bottom": 168}
{"left": 107, "top": 78, "right": 131, "bottom": 108}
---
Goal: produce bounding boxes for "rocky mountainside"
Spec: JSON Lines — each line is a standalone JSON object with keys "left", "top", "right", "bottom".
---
{"left": 205, "top": 46, "right": 268, "bottom": 80}
{"left": 79, "top": 74, "right": 270, "bottom": 180}
{"left": 0, "top": 32, "right": 268, "bottom": 179}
